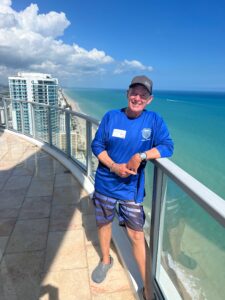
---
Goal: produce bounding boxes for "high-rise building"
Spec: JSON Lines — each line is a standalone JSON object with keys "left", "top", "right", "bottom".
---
{"left": 8, "top": 72, "right": 58, "bottom": 142}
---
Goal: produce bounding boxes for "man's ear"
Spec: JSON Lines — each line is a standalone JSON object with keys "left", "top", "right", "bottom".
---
{"left": 146, "top": 95, "right": 153, "bottom": 105}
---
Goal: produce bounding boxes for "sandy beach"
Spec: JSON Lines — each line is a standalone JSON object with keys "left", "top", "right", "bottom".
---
{"left": 58, "top": 88, "right": 89, "bottom": 165}
{"left": 61, "top": 89, "right": 83, "bottom": 114}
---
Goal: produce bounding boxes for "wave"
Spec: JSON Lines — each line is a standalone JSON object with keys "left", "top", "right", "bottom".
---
{"left": 166, "top": 98, "right": 187, "bottom": 103}
{"left": 166, "top": 98, "right": 202, "bottom": 106}
{"left": 166, "top": 98, "right": 177, "bottom": 102}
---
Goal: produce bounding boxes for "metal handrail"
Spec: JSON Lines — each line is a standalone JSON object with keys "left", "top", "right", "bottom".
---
{"left": 1, "top": 98, "right": 225, "bottom": 225}
{"left": 2, "top": 98, "right": 99, "bottom": 125}
{"left": 154, "top": 158, "right": 225, "bottom": 227}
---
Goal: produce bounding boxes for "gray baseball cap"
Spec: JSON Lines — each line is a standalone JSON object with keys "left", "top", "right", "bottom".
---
{"left": 129, "top": 75, "right": 153, "bottom": 94}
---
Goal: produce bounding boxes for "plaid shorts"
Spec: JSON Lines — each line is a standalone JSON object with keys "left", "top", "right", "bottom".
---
{"left": 93, "top": 191, "right": 145, "bottom": 232}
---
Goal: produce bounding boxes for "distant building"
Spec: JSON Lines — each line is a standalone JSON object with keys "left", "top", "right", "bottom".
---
{"left": 8, "top": 72, "right": 58, "bottom": 142}
{"left": 58, "top": 111, "right": 83, "bottom": 160}
{"left": 7, "top": 73, "right": 84, "bottom": 160}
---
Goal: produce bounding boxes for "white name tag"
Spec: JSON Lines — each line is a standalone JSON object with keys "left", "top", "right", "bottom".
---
{"left": 112, "top": 129, "right": 126, "bottom": 139}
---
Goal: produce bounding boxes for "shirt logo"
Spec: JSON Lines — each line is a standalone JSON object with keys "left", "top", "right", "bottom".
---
{"left": 112, "top": 129, "right": 126, "bottom": 139}
{"left": 141, "top": 128, "right": 151, "bottom": 141}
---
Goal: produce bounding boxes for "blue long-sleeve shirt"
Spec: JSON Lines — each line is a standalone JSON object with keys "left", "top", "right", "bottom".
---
{"left": 92, "top": 108, "right": 174, "bottom": 203}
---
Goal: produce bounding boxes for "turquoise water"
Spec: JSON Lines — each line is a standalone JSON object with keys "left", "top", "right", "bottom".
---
{"left": 65, "top": 87, "right": 225, "bottom": 200}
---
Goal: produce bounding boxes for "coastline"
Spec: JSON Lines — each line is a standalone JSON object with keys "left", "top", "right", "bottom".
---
{"left": 61, "top": 88, "right": 83, "bottom": 114}
{"left": 58, "top": 88, "right": 87, "bottom": 165}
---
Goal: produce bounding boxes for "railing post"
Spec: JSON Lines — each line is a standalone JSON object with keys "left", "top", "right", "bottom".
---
{"left": 0, "top": 108, "right": 4, "bottom": 126}
{"left": 65, "top": 110, "right": 71, "bottom": 157}
{"left": 86, "top": 120, "right": 92, "bottom": 177}
{"left": 3, "top": 98, "right": 9, "bottom": 129}
{"left": 48, "top": 106, "right": 52, "bottom": 146}
{"left": 150, "top": 165, "right": 167, "bottom": 299}
{"left": 19, "top": 101, "right": 24, "bottom": 134}
{"left": 30, "top": 103, "right": 36, "bottom": 139}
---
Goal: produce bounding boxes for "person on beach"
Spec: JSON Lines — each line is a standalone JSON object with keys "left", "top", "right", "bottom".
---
{"left": 91, "top": 75, "right": 174, "bottom": 300}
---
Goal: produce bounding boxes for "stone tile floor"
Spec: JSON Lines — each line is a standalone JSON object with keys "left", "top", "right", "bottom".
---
{"left": 0, "top": 131, "right": 136, "bottom": 300}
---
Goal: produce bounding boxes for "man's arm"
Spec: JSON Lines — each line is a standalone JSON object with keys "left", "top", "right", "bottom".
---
{"left": 127, "top": 115, "right": 174, "bottom": 173}
{"left": 98, "top": 150, "right": 135, "bottom": 178}
{"left": 126, "top": 148, "right": 161, "bottom": 174}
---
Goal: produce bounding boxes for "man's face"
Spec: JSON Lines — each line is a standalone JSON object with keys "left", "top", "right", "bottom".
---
{"left": 127, "top": 85, "right": 153, "bottom": 115}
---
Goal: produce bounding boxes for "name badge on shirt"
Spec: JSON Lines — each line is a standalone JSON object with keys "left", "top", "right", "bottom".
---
{"left": 112, "top": 129, "right": 126, "bottom": 139}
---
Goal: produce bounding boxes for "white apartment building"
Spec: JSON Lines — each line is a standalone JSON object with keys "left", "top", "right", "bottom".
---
{"left": 8, "top": 72, "right": 58, "bottom": 142}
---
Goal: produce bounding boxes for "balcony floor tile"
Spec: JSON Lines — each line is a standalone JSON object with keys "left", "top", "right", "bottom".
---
{"left": 0, "top": 251, "right": 45, "bottom": 300}
{"left": 6, "top": 218, "right": 49, "bottom": 253}
{"left": 3, "top": 175, "right": 32, "bottom": 191}
{"left": 40, "top": 269, "right": 91, "bottom": 300}
{"left": 44, "top": 230, "right": 87, "bottom": 272}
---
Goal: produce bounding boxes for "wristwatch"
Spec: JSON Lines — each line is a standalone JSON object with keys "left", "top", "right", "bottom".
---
{"left": 139, "top": 152, "right": 147, "bottom": 161}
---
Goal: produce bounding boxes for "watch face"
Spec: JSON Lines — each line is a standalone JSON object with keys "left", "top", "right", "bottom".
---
{"left": 140, "top": 152, "right": 147, "bottom": 161}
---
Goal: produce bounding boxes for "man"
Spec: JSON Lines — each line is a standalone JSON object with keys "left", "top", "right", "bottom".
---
{"left": 91, "top": 75, "right": 174, "bottom": 300}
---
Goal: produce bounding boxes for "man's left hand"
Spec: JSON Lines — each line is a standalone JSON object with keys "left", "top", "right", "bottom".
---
{"left": 126, "top": 154, "right": 142, "bottom": 174}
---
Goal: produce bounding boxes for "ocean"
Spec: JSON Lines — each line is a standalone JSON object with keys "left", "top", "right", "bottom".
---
{"left": 64, "top": 87, "right": 225, "bottom": 299}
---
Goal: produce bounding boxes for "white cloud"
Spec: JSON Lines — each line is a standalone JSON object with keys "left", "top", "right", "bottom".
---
{"left": 0, "top": 0, "right": 13, "bottom": 13}
{"left": 17, "top": 4, "right": 70, "bottom": 38}
{"left": 0, "top": 1, "right": 153, "bottom": 85}
{"left": 0, "top": 2, "right": 70, "bottom": 37}
{"left": 0, "top": 11, "right": 16, "bottom": 28}
{"left": 0, "top": 0, "right": 12, "bottom": 5}
{"left": 114, "top": 59, "right": 153, "bottom": 74}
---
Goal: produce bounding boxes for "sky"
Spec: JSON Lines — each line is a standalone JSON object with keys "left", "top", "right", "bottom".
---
{"left": 0, "top": 0, "right": 225, "bottom": 91}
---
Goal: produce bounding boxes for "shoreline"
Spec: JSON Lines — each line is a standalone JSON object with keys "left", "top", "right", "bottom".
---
{"left": 59, "top": 88, "right": 88, "bottom": 164}
{"left": 61, "top": 88, "right": 83, "bottom": 114}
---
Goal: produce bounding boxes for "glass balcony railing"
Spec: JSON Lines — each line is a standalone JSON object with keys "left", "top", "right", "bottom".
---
{"left": 1, "top": 98, "right": 225, "bottom": 300}
{"left": 150, "top": 159, "right": 225, "bottom": 300}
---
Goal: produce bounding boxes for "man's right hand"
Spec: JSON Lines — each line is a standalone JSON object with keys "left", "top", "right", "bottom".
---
{"left": 111, "top": 163, "right": 136, "bottom": 178}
